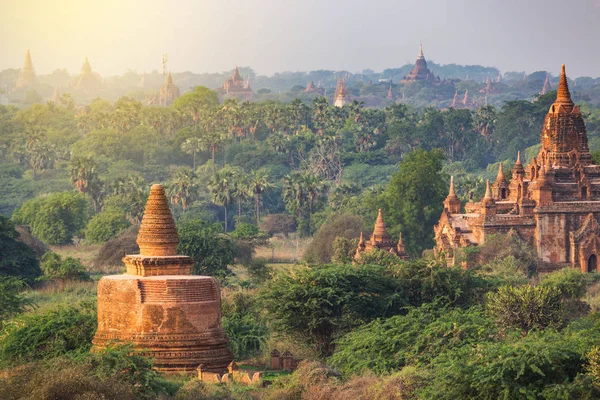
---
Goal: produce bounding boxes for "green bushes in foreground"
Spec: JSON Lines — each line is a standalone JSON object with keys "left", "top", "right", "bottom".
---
{"left": 0, "top": 303, "right": 97, "bottom": 366}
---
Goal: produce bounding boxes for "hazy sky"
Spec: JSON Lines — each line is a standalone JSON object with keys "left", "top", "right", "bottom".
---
{"left": 1, "top": 0, "right": 599, "bottom": 77}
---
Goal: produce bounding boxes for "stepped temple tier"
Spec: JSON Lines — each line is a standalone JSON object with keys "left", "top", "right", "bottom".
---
{"left": 401, "top": 44, "right": 440, "bottom": 84}
{"left": 93, "top": 184, "right": 233, "bottom": 373}
{"left": 355, "top": 209, "right": 408, "bottom": 260}
{"left": 435, "top": 65, "right": 600, "bottom": 273}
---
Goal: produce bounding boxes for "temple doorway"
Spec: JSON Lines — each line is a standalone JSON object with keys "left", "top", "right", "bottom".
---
{"left": 588, "top": 254, "right": 597, "bottom": 273}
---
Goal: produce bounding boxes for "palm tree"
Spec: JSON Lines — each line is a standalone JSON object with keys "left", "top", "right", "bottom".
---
{"left": 168, "top": 167, "right": 197, "bottom": 211}
{"left": 232, "top": 172, "right": 251, "bottom": 218}
{"left": 301, "top": 172, "right": 326, "bottom": 229}
{"left": 248, "top": 169, "right": 273, "bottom": 225}
{"left": 282, "top": 172, "right": 305, "bottom": 217}
{"left": 208, "top": 166, "right": 237, "bottom": 231}
{"left": 201, "top": 131, "right": 225, "bottom": 174}
{"left": 181, "top": 136, "right": 203, "bottom": 169}
{"left": 69, "top": 155, "right": 103, "bottom": 211}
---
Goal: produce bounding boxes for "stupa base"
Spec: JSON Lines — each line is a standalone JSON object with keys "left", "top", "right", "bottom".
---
{"left": 93, "top": 274, "right": 233, "bottom": 374}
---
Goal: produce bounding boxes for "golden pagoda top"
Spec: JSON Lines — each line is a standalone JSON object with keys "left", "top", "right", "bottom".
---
{"left": 137, "top": 184, "right": 179, "bottom": 256}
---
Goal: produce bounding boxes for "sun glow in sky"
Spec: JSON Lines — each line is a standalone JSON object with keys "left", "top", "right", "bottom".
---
{"left": 1, "top": 0, "right": 599, "bottom": 77}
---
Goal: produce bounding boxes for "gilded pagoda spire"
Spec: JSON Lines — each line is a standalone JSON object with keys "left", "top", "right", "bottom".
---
{"left": 16, "top": 49, "right": 37, "bottom": 88}
{"left": 418, "top": 43, "right": 424, "bottom": 60}
{"left": 137, "top": 184, "right": 180, "bottom": 256}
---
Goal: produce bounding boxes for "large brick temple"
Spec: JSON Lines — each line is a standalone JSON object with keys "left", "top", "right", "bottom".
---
{"left": 435, "top": 65, "right": 600, "bottom": 273}
{"left": 93, "top": 184, "right": 233, "bottom": 373}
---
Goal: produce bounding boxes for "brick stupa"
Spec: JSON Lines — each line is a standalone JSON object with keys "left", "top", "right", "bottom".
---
{"left": 93, "top": 184, "right": 233, "bottom": 373}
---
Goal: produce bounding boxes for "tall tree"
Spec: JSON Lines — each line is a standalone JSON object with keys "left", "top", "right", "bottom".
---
{"left": 181, "top": 136, "right": 203, "bottom": 169}
{"left": 209, "top": 166, "right": 237, "bottom": 231}
{"left": 382, "top": 148, "right": 447, "bottom": 255}
{"left": 248, "top": 168, "right": 273, "bottom": 225}
{"left": 168, "top": 167, "right": 197, "bottom": 211}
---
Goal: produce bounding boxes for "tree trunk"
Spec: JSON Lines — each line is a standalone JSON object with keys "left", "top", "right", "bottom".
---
{"left": 238, "top": 199, "right": 242, "bottom": 218}
{"left": 224, "top": 204, "right": 228, "bottom": 232}
{"left": 211, "top": 148, "right": 216, "bottom": 174}
{"left": 192, "top": 151, "right": 196, "bottom": 170}
{"left": 255, "top": 194, "right": 260, "bottom": 225}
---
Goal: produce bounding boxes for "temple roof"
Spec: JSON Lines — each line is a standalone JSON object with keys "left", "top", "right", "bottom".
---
{"left": 555, "top": 64, "right": 573, "bottom": 111}
{"left": 373, "top": 209, "right": 389, "bottom": 237}
{"left": 233, "top": 66, "right": 243, "bottom": 81}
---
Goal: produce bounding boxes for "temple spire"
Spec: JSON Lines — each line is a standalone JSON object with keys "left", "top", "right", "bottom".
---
{"left": 495, "top": 163, "right": 506, "bottom": 183}
{"left": 556, "top": 64, "right": 573, "bottom": 107}
{"left": 516, "top": 151, "right": 522, "bottom": 165}
{"left": 484, "top": 180, "right": 492, "bottom": 200}
{"left": 24, "top": 50, "right": 33, "bottom": 70}
{"left": 449, "top": 176, "right": 457, "bottom": 198}
{"left": 541, "top": 74, "right": 551, "bottom": 95}
{"left": 167, "top": 72, "right": 173, "bottom": 85}
{"left": 444, "top": 176, "right": 461, "bottom": 213}
{"left": 373, "top": 209, "right": 388, "bottom": 237}
{"left": 418, "top": 43, "right": 424, "bottom": 60}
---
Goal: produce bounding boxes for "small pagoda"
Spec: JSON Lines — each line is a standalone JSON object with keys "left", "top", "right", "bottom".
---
{"left": 355, "top": 209, "right": 408, "bottom": 260}
{"left": 16, "top": 50, "right": 37, "bottom": 88}
{"left": 334, "top": 78, "right": 350, "bottom": 108}
{"left": 401, "top": 44, "right": 440, "bottom": 84}
{"left": 93, "top": 184, "right": 233, "bottom": 373}
{"left": 75, "top": 57, "right": 102, "bottom": 92}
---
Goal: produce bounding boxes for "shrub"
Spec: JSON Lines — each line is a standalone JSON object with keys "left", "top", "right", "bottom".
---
{"left": 245, "top": 257, "right": 271, "bottom": 283}
{"left": 261, "top": 213, "right": 296, "bottom": 237}
{"left": 486, "top": 285, "right": 564, "bottom": 333}
{"left": 0, "top": 216, "right": 41, "bottom": 282}
{"left": 0, "top": 276, "right": 33, "bottom": 325}
{"left": 261, "top": 260, "right": 492, "bottom": 357}
{"left": 0, "top": 303, "right": 97, "bottom": 366}
{"left": 423, "top": 327, "right": 598, "bottom": 399}
{"left": 329, "top": 305, "right": 497, "bottom": 376}
{"left": 177, "top": 219, "right": 235, "bottom": 276}
{"left": 0, "top": 346, "right": 172, "bottom": 400}
{"left": 478, "top": 255, "right": 529, "bottom": 285}
{"left": 84, "top": 209, "right": 130, "bottom": 244}
{"left": 303, "top": 214, "right": 364, "bottom": 263}
{"left": 260, "top": 264, "right": 406, "bottom": 356}
{"left": 331, "top": 236, "right": 356, "bottom": 264}
{"left": 541, "top": 268, "right": 595, "bottom": 299}
{"left": 12, "top": 191, "right": 92, "bottom": 245}
{"left": 222, "top": 292, "right": 269, "bottom": 360}
{"left": 40, "top": 252, "right": 91, "bottom": 282}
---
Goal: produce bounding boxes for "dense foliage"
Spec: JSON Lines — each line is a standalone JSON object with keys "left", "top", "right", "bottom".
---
{"left": 177, "top": 219, "right": 236, "bottom": 276}
{"left": 0, "top": 215, "right": 41, "bottom": 282}
{"left": 0, "top": 303, "right": 97, "bottom": 366}
{"left": 12, "top": 191, "right": 91, "bottom": 245}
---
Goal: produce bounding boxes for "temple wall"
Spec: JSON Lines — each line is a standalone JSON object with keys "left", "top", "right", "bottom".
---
{"left": 535, "top": 213, "right": 567, "bottom": 263}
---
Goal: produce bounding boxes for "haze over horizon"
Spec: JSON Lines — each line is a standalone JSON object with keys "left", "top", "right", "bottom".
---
{"left": 1, "top": 0, "right": 599, "bottom": 78}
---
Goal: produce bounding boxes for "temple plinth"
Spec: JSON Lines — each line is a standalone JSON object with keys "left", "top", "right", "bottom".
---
{"left": 93, "top": 184, "right": 233, "bottom": 373}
